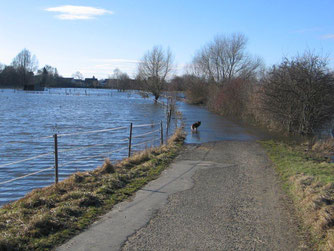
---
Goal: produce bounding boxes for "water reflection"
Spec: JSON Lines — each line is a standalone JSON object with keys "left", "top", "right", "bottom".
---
{"left": 191, "top": 130, "right": 201, "bottom": 141}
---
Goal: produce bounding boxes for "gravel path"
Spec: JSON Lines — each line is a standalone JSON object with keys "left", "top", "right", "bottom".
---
{"left": 57, "top": 141, "right": 307, "bottom": 250}
{"left": 122, "top": 141, "right": 305, "bottom": 250}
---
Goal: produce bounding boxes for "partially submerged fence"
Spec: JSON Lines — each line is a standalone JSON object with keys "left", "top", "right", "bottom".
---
{"left": 0, "top": 121, "right": 165, "bottom": 187}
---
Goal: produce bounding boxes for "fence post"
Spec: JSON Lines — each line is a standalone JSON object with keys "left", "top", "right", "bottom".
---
{"left": 128, "top": 123, "right": 133, "bottom": 157}
{"left": 166, "top": 107, "right": 172, "bottom": 140}
{"left": 160, "top": 121, "right": 164, "bottom": 145}
{"left": 53, "top": 134, "right": 59, "bottom": 184}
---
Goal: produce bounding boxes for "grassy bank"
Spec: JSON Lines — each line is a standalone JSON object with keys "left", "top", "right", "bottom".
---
{"left": 261, "top": 140, "right": 334, "bottom": 250}
{"left": 0, "top": 129, "right": 185, "bottom": 251}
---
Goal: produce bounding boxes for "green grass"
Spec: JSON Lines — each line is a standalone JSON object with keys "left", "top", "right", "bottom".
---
{"left": 260, "top": 140, "right": 334, "bottom": 250}
{"left": 0, "top": 129, "right": 185, "bottom": 251}
{"left": 260, "top": 140, "right": 334, "bottom": 185}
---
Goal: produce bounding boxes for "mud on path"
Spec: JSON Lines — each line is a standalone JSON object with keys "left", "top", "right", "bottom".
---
{"left": 122, "top": 141, "right": 307, "bottom": 250}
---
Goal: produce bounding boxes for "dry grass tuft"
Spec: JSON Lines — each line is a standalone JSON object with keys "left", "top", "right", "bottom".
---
{"left": 27, "top": 213, "right": 64, "bottom": 238}
{"left": 307, "top": 138, "right": 334, "bottom": 161}
{"left": 312, "top": 139, "right": 334, "bottom": 154}
{"left": 317, "top": 206, "right": 334, "bottom": 230}
{"left": 0, "top": 128, "right": 185, "bottom": 250}
{"left": 95, "top": 158, "right": 115, "bottom": 174}
{"left": 325, "top": 230, "right": 334, "bottom": 250}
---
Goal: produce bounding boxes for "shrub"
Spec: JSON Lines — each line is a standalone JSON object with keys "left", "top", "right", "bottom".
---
{"left": 184, "top": 75, "right": 208, "bottom": 105}
{"left": 261, "top": 52, "right": 334, "bottom": 135}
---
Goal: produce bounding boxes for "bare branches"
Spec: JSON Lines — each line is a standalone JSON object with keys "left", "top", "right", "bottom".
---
{"left": 12, "top": 49, "right": 38, "bottom": 73}
{"left": 192, "top": 33, "right": 262, "bottom": 83}
{"left": 10, "top": 49, "right": 38, "bottom": 87}
{"left": 137, "top": 46, "right": 174, "bottom": 101}
{"left": 262, "top": 52, "right": 334, "bottom": 135}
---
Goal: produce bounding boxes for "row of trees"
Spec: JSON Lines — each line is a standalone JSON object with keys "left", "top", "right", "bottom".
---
{"left": 0, "top": 49, "right": 60, "bottom": 88}
{"left": 180, "top": 34, "right": 334, "bottom": 136}
{"left": 134, "top": 34, "right": 262, "bottom": 101}
{"left": 2, "top": 40, "right": 334, "bottom": 136}
{"left": 136, "top": 33, "right": 334, "bottom": 136}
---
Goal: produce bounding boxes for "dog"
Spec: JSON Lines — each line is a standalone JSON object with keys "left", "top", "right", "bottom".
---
{"left": 191, "top": 121, "right": 201, "bottom": 132}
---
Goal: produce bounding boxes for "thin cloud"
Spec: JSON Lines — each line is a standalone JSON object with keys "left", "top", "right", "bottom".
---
{"left": 292, "top": 27, "right": 322, "bottom": 34}
{"left": 322, "top": 34, "right": 334, "bottom": 40}
{"left": 45, "top": 5, "right": 113, "bottom": 20}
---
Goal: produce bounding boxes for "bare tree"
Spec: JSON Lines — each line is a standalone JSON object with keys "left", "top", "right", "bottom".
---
{"left": 113, "top": 68, "right": 121, "bottom": 79}
{"left": 192, "top": 33, "right": 262, "bottom": 83}
{"left": 12, "top": 49, "right": 38, "bottom": 86}
{"left": 12, "top": 49, "right": 38, "bottom": 73}
{"left": 72, "top": 71, "right": 84, "bottom": 80}
{"left": 112, "top": 68, "right": 130, "bottom": 91}
{"left": 137, "top": 46, "right": 174, "bottom": 101}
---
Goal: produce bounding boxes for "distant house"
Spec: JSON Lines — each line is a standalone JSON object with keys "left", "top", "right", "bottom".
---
{"left": 99, "top": 79, "right": 108, "bottom": 87}
{"left": 56, "top": 77, "right": 74, "bottom": 87}
{"left": 85, "top": 76, "right": 98, "bottom": 88}
{"left": 71, "top": 79, "right": 85, "bottom": 87}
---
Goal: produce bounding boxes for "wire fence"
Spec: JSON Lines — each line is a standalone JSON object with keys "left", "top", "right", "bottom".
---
{"left": 0, "top": 122, "right": 165, "bottom": 188}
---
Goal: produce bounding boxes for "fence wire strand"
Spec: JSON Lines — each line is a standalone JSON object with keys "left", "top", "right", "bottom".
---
{"left": 132, "top": 123, "right": 159, "bottom": 128}
{"left": 0, "top": 166, "right": 54, "bottom": 185}
{"left": 0, "top": 152, "right": 54, "bottom": 168}
{"left": 132, "top": 129, "right": 160, "bottom": 139}
{"left": 57, "top": 138, "right": 128, "bottom": 154}
{"left": 132, "top": 138, "right": 159, "bottom": 148}
{"left": 60, "top": 146, "right": 129, "bottom": 167}
{"left": 0, "top": 135, "right": 53, "bottom": 147}
{"left": 0, "top": 121, "right": 162, "bottom": 187}
{"left": 57, "top": 126, "right": 128, "bottom": 137}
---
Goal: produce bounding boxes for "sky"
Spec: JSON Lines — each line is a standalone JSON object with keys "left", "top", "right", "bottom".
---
{"left": 0, "top": 0, "right": 334, "bottom": 79}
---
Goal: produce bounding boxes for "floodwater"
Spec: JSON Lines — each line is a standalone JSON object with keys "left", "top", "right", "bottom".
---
{"left": 0, "top": 88, "right": 176, "bottom": 206}
{"left": 179, "top": 101, "right": 259, "bottom": 144}
{"left": 0, "top": 88, "right": 260, "bottom": 206}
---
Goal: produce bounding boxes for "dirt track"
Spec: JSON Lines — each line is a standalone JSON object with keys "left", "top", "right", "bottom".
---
{"left": 122, "top": 141, "right": 306, "bottom": 250}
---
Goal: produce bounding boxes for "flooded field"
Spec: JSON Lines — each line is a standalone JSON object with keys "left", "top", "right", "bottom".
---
{"left": 0, "top": 88, "right": 176, "bottom": 206}
{"left": 0, "top": 88, "right": 261, "bottom": 206}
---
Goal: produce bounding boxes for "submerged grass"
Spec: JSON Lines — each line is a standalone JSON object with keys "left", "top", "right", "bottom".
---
{"left": 261, "top": 140, "right": 334, "bottom": 250}
{"left": 0, "top": 129, "right": 185, "bottom": 251}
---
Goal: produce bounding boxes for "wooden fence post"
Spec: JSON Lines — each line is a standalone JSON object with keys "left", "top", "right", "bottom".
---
{"left": 160, "top": 121, "right": 164, "bottom": 145}
{"left": 166, "top": 107, "right": 172, "bottom": 140}
{"left": 53, "top": 134, "right": 59, "bottom": 184}
{"left": 128, "top": 123, "right": 133, "bottom": 157}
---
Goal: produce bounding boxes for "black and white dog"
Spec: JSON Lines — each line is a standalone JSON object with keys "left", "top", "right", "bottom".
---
{"left": 191, "top": 121, "right": 201, "bottom": 132}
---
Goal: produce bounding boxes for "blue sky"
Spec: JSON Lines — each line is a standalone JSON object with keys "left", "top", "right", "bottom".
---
{"left": 0, "top": 0, "right": 334, "bottom": 79}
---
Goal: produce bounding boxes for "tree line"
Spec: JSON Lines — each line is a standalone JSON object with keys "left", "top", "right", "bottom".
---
{"left": 2, "top": 36, "right": 334, "bottom": 137}
{"left": 136, "top": 33, "right": 334, "bottom": 137}
{"left": 0, "top": 49, "right": 61, "bottom": 88}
